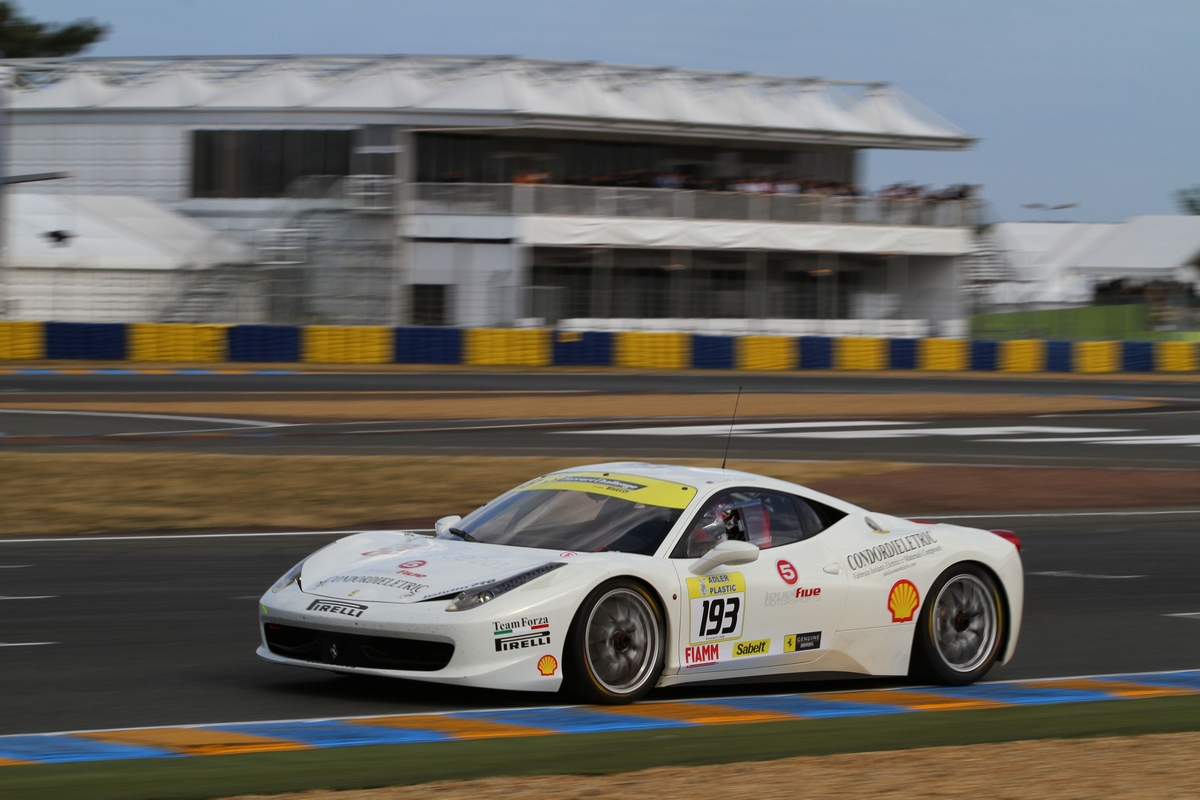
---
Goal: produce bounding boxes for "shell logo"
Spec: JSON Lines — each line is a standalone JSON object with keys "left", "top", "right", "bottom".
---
{"left": 537, "top": 654, "right": 558, "bottom": 676}
{"left": 887, "top": 579, "right": 920, "bottom": 623}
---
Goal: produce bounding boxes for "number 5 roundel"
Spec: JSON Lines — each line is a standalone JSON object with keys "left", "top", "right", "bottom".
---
{"left": 776, "top": 559, "right": 798, "bottom": 585}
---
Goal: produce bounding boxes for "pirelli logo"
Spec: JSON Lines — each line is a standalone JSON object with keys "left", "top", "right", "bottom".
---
{"left": 306, "top": 599, "right": 367, "bottom": 617}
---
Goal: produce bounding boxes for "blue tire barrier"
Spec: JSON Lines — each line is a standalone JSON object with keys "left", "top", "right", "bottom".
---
{"left": 799, "top": 336, "right": 832, "bottom": 369}
{"left": 970, "top": 340, "right": 998, "bottom": 371}
{"left": 889, "top": 338, "right": 917, "bottom": 370}
{"left": 1046, "top": 340, "right": 1073, "bottom": 372}
{"left": 1122, "top": 340, "right": 1154, "bottom": 372}
{"left": 553, "top": 331, "right": 611, "bottom": 366}
{"left": 394, "top": 327, "right": 461, "bottom": 364}
{"left": 44, "top": 321, "right": 126, "bottom": 360}
{"left": 691, "top": 335, "right": 735, "bottom": 369}
{"left": 227, "top": 324, "right": 300, "bottom": 362}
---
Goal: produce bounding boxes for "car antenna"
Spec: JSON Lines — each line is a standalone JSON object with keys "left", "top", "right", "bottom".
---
{"left": 720, "top": 385, "right": 742, "bottom": 471}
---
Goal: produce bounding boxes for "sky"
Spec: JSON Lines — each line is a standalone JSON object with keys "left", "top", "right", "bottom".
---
{"left": 24, "top": 0, "right": 1200, "bottom": 223}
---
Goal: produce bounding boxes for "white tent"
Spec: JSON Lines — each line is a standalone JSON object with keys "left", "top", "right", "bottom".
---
{"left": 7, "top": 193, "right": 248, "bottom": 270}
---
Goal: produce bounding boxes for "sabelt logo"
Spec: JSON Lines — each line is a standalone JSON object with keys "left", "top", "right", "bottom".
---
{"left": 684, "top": 643, "right": 719, "bottom": 667}
{"left": 733, "top": 639, "right": 770, "bottom": 658}
{"left": 888, "top": 579, "right": 921, "bottom": 623}
{"left": 306, "top": 599, "right": 368, "bottom": 617}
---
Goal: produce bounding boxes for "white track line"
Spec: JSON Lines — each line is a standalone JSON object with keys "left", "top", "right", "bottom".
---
{"left": 0, "top": 642, "right": 55, "bottom": 648}
{"left": 0, "top": 595, "right": 56, "bottom": 600}
{"left": 0, "top": 529, "right": 434, "bottom": 545}
{"left": 0, "top": 564, "right": 32, "bottom": 568}
{"left": 1165, "top": 612, "right": 1200, "bottom": 620}
{"left": 0, "top": 408, "right": 286, "bottom": 427}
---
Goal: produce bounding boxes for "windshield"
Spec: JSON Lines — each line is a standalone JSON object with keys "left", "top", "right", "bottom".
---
{"left": 447, "top": 472, "right": 697, "bottom": 555}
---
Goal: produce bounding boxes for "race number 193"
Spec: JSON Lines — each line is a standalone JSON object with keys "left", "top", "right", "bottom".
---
{"left": 686, "top": 573, "right": 746, "bottom": 643}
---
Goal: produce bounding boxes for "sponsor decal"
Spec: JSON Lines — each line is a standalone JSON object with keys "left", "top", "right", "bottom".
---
{"left": 360, "top": 542, "right": 421, "bottom": 557}
{"left": 557, "top": 476, "right": 645, "bottom": 492}
{"left": 684, "top": 643, "right": 720, "bottom": 667}
{"left": 686, "top": 573, "right": 746, "bottom": 644}
{"left": 776, "top": 559, "right": 798, "bottom": 585}
{"left": 537, "top": 654, "right": 558, "bottom": 676}
{"left": 398, "top": 560, "right": 426, "bottom": 569}
{"left": 733, "top": 638, "right": 770, "bottom": 658}
{"left": 763, "top": 586, "right": 822, "bottom": 607}
{"left": 308, "top": 575, "right": 428, "bottom": 596}
{"left": 888, "top": 579, "right": 920, "bottom": 623}
{"left": 493, "top": 616, "right": 552, "bottom": 652}
{"left": 559, "top": 551, "right": 578, "bottom": 557}
{"left": 306, "top": 599, "right": 368, "bottom": 617}
{"left": 784, "top": 631, "right": 822, "bottom": 652}
{"left": 846, "top": 531, "right": 942, "bottom": 580}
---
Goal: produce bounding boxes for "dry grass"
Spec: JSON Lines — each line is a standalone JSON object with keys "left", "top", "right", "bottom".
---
{"left": 224, "top": 731, "right": 1200, "bottom": 800}
{"left": 0, "top": 453, "right": 910, "bottom": 536}
{"left": 0, "top": 392, "right": 1156, "bottom": 422}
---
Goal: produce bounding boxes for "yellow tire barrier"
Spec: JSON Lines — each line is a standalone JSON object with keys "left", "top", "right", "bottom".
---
{"left": 302, "top": 326, "right": 392, "bottom": 364}
{"left": 918, "top": 338, "right": 968, "bottom": 371}
{"left": 736, "top": 336, "right": 796, "bottom": 371}
{"left": 1073, "top": 341, "right": 1120, "bottom": 373}
{"left": 999, "top": 339, "right": 1045, "bottom": 372}
{"left": 127, "top": 323, "right": 227, "bottom": 362}
{"left": 614, "top": 332, "right": 690, "bottom": 370}
{"left": 464, "top": 328, "right": 552, "bottom": 366}
{"left": 834, "top": 337, "right": 886, "bottom": 370}
{"left": 1156, "top": 340, "right": 1198, "bottom": 372}
{"left": 0, "top": 321, "right": 44, "bottom": 360}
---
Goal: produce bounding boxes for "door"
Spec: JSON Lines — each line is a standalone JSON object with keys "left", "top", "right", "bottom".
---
{"left": 670, "top": 488, "right": 848, "bottom": 675}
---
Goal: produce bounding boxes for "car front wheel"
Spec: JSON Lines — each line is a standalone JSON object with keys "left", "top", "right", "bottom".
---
{"left": 911, "top": 563, "right": 1004, "bottom": 685}
{"left": 563, "top": 579, "right": 665, "bottom": 704}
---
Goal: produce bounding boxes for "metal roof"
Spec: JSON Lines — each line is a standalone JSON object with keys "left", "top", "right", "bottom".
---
{"left": 0, "top": 55, "right": 974, "bottom": 149}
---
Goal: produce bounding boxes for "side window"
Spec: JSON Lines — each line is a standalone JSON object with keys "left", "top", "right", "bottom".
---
{"left": 671, "top": 489, "right": 807, "bottom": 558}
{"left": 790, "top": 494, "right": 848, "bottom": 539}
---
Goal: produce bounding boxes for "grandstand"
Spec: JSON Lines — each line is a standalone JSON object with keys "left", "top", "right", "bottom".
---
{"left": 0, "top": 55, "right": 979, "bottom": 331}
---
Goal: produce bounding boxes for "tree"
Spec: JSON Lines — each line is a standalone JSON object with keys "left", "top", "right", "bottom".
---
{"left": 0, "top": 2, "right": 107, "bottom": 58}
{"left": 1177, "top": 185, "right": 1200, "bottom": 216}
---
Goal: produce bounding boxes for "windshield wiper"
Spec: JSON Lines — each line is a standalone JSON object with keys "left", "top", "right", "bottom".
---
{"left": 446, "top": 527, "right": 480, "bottom": 543}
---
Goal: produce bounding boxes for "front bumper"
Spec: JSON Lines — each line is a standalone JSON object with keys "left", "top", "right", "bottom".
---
{"left": 257, "top": 583, "right": 568, "bottom": 692}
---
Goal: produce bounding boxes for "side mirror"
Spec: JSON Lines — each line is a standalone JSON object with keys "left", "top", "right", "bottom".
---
{"left": 689, "top": 539, "right": 760, "bottom": 575}
{"left": 434, "top": 515, "right": 462, "bottom": 536}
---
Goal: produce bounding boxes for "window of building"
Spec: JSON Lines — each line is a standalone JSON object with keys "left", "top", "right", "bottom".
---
{"left": 191, "top": 130, "right": 352, "bottom": 198}
{"left": 411, "top": 284, "right": 449, "bottom": 326}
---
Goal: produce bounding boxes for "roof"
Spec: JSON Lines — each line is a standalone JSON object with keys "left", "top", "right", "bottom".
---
{"left": 1, "top": 55, "right": 974, "bottom": 150}
{"left": 7, "top": 194, "right": 250, "bottom": 270}
{"left": 1074, "top": 215, "right": 1200, "bottom": 277}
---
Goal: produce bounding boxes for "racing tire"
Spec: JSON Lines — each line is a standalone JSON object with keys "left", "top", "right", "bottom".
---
{"left": 910, "top": 563, "right": 1004, "bottom": 686}
{"left": 563, "top": 578, "right": 665, "bottom": 705}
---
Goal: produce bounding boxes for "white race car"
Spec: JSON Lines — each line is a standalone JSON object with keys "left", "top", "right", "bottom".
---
{"left": 259, "top": 463, "right": 1023, "bottom": 704}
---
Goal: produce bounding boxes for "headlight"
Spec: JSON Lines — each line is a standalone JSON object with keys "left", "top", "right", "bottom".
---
{"left": 270, "top": 559, "right": 306, "bottom": 593}
{"left": 445, "top": 562, "right": 565, "bottom": 612}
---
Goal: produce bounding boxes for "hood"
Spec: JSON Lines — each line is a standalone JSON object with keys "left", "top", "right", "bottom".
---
{"left": 300, "top": 531, "right": 570, "bottom": 604}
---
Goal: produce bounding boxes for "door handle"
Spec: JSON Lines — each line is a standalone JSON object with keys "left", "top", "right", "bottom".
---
{"left": 823, "top": 562, "right": 841, "bottom": 575}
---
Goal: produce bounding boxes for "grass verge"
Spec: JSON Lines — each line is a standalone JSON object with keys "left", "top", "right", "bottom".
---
{"left": 0, "top": 453, "right": 910, "bottom": 536}
{"left": 3, "top": 696, "right": 1200, "bottom": 800}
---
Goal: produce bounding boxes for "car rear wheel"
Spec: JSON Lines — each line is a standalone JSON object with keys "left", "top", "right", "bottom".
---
{"left": 911, "top": 563, "right": 1004, "bottom": 685}
{"left": 563, "top": 579, "right": 665, "bottom": 704}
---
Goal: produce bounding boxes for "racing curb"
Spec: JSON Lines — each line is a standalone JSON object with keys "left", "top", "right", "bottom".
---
{"left": 0, "top": 669, "right": 1196, "bottom": 766}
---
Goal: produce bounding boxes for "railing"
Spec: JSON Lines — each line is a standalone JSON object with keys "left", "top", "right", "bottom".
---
{"left": 345, "top": 174, "right": 397, "bottom": 211}
{"left": 410, "top": 183, "right": 978, "bottom": 227}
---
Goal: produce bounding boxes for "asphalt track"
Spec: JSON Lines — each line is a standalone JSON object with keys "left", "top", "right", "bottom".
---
{"left": 1, "top": 371, "right": 1197, "bottom": 736}
{"left": 2, "top": 369, "right": 1200, "bottom": 397}
{"left": 3, "top": 406, "right": 1200, "bottom": 468}
{"left": 1, "top": 511, "right": 1199, "bottom": 736}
